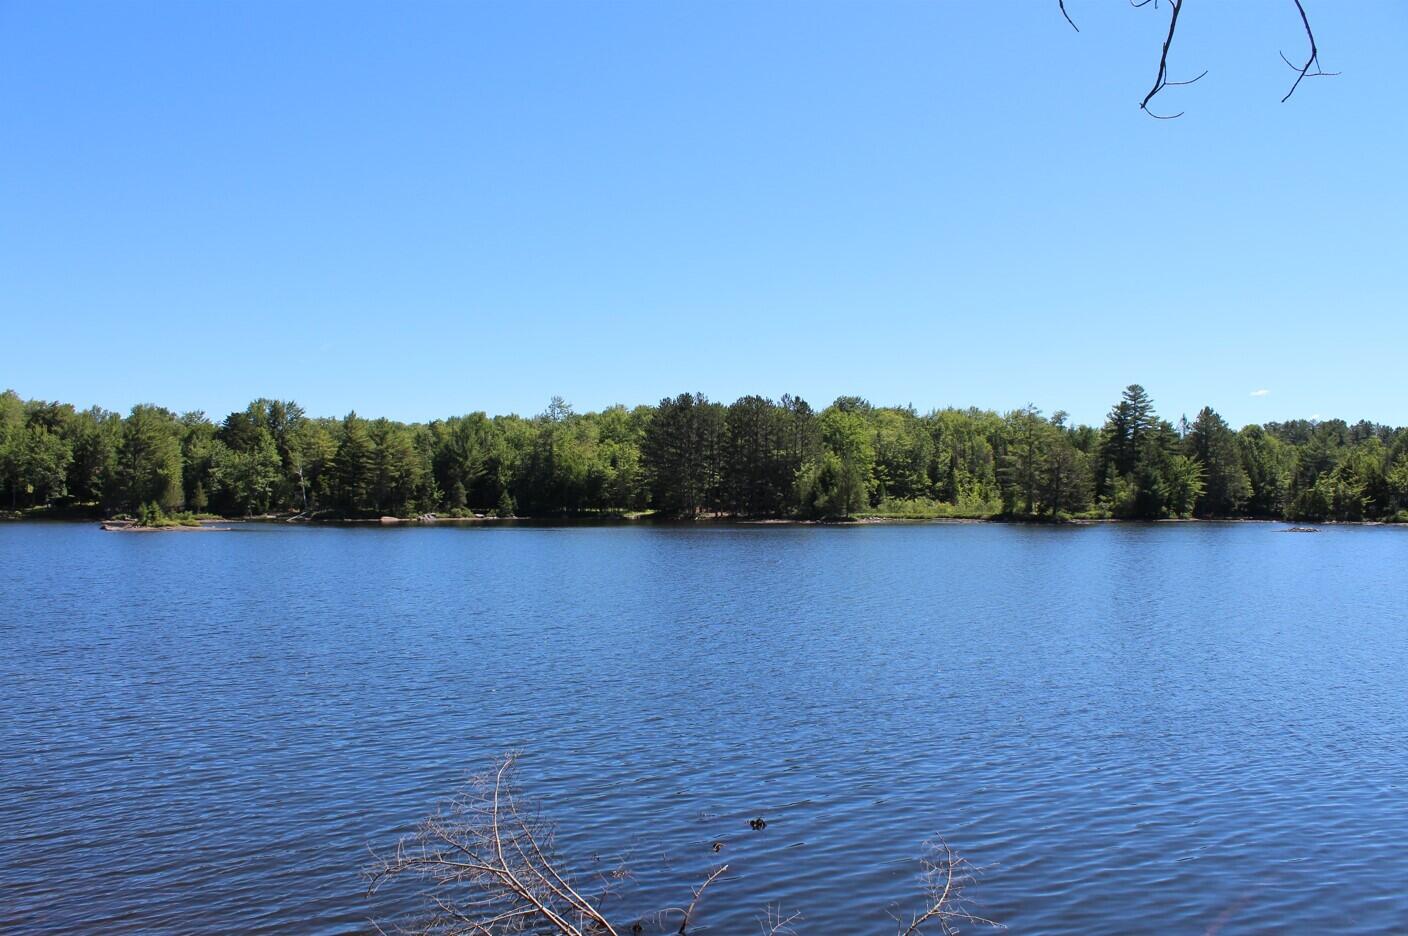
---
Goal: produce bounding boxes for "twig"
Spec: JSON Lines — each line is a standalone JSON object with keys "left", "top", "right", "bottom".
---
{"left": 898, "top": 839, "right": 1001, "bottom": 936}
{"left": 367, "top": 757, "right": 998, "bottom": 936}
{"left": 676, "top": 864, "right": 729, "bottom": 934}
{"left": 1060, "top": 0, "right": 1334, "bottom": 113}
{"left": 759, "top": 907, "right": 803, "bottom": 935}
{"left": 1138, "top": 0, "right": 1207, "bottom": 119}
{"left": 1280, "top": 0, "right": 1338, "bottom": 102}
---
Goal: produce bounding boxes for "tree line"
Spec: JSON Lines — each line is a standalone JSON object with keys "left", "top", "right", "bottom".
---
{"left": 2, "top": 385, "right": 1406, "bottom": 522}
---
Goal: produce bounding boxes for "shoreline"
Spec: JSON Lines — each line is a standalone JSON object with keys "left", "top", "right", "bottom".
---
{"left": 6, "top": 513, "right": 1394, "bottom": 531}
{"left": 5, "top": 507, "right": 1403, "bottom": 531}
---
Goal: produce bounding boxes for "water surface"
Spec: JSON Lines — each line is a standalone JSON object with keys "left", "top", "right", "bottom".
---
{"left": 2, "top": 521, "right": 1406, "bottom": 934}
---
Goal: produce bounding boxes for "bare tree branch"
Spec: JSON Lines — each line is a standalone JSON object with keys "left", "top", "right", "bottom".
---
{"left": 1060, "top": 0, "right": 1335, "bottom": 113}
{"left": 1138, "top": 0, "right": 1201, "bottom": 119}
{"left": 759, "top": 907, "right": 803, "bottom": 935}
{"left": 674, "top": 863, "right": 728, "bottom": 935}
{"left": 365, "top": 754, "right": 624, "bottom": 936}
{"left": 367, "top": 755, "right": 996, "bottom": 936}
{"left": 898, "top": 839, "right": 1001, "bottom": 936}
{"left": 1280, "top": 0, "right": 1338, "bottom": 102}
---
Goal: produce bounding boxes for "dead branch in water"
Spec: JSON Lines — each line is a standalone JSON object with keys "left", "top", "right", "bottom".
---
{"left": 366, "top": 755, "right": 999, "bottom": 935}
{"left": 898, "top": 839, "right": 998, "bottom": 936}
{"left": 365, "top": 754, "right": 632, "bottom": 935}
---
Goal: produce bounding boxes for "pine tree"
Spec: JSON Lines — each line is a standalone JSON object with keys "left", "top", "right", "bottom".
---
{"left": 1097, "top": 384, "right": 1156, "bottom": 496}
{"left": 332, "top": 413, "right": 376, "bottom": 512}
{"left": 1186, "top": 407, "right": 1251, "bottom": 516}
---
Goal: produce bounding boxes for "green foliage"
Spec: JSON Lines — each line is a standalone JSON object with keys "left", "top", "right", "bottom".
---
{"left": 209, "top": 434, "right": 282, "bottom": 515}
{"left": 1097, "top": 384, "right": 1157, "bottom": 494}
{"left": 1043, "top": 437, "right": 1093, "bottom": 516}
{"left": 927, "top": 408, "right": 1000, "bottom": 506}
{"left": 723, "top": 395, "right": 798, "bottom": 516}
{"left": 1237, "top": 425, "right": 1294, "bottom": 517}
{"left": 288, "top": 419, "right": 337, "bottom": 510}
{"left": 1186, "top": 407, "right": 1250, "bottom": 516}
{"left": 871, "top": 406, "right": 930, "bottom": 503}
{"left": 1160, "top": 455, "right": 1207, "bottom": 519}
{"left": 1094, "top": 387, "right": 1209, "bottom": 519}
{"left": 865, "top": 496, "right": 1000, "bottom": 519}
{"left": 998, "top": 405, "right": 1049, "bottom": 515}
{"left": 433, "top": 413, "right": 498, "bottom": 510}
{"left": 115, "top": 405, "right": 185, "bottom": 513}
{"left": 369, "top": 419, "right": 430, "bottom": 516}
{"left": 642, "top": 393, "right": 725, "bottom": 516}
{"left": 18, "top": 425, "right": 72, "bottom": 504}
{"left": 1388, "top": 455, "right": 1408, "bottom": 516}
{"left": 332, "top": 412, "right": 376, "bottom": 512}
{"left": 136, "top": 502, "right": 202, "bottom": 527}
{"left": 1335, "top": 439, "right": 1388, "bottom": 516}
{"left": 798, "top": 450, "right": 869, "bottom": 518}
{"left": 805, "top": 402, "right": 876, "bottom": 517}
{"left": 2, "top": 386, "right": 1404, "bottom": 524}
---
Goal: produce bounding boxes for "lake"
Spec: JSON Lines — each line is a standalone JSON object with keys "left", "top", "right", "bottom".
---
{"left": 2, "top": 521, "right": 1406, "bottom": 934}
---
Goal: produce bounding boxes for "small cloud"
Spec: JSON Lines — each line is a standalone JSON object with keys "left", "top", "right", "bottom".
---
{"left": 1250, "top": 388, "right": 1271, "bottom": 397}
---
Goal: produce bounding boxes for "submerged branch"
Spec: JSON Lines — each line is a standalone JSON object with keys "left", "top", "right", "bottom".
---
{"left": 366, "top": 756, "right": 998, "bottom": 935}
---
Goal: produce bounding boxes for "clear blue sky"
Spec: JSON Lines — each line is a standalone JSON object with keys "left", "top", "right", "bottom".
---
{"left": 3, "top": 1, "right": 1404, "bottom": 428}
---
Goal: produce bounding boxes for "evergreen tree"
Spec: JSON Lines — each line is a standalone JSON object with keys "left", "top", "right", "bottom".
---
{"left": 369, "top": 419, "right": 428, "bottom": 516}
{"left": 724, "top": 396, "right": 795, "bottom": 516}
{"left": 332, "top": 412, "right": 377, "bottom": 512}
{"left": 1237, "top": 425, "right": 1293, "bottom": 517}
{"left": 998, "top": 405, "right": 1049, "bottom": 515}
{"left": 1186, "top": 407, "right": 1251, "bottom": 516}
{"left": 642, "top": 393, "right": 725, "bottom": 515}
{"left": 1042, "top": 430, "right": 1094, "bottom": 517}
{"left": 1097, "top": 384, "right": 1156, "bottom": 494}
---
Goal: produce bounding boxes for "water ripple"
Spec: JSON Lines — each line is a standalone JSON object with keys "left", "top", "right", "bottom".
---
{"left": 2, "top": 521, "right": 1406, "bottom": 933}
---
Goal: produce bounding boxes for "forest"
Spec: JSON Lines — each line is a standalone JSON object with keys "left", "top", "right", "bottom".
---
{"left": 2, "top": 385, "right": 1406, "bottom": 523}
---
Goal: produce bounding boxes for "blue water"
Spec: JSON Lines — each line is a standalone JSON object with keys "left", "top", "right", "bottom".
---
{"left": 2, "top": 521, "right": 1406, "bottom": 934}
